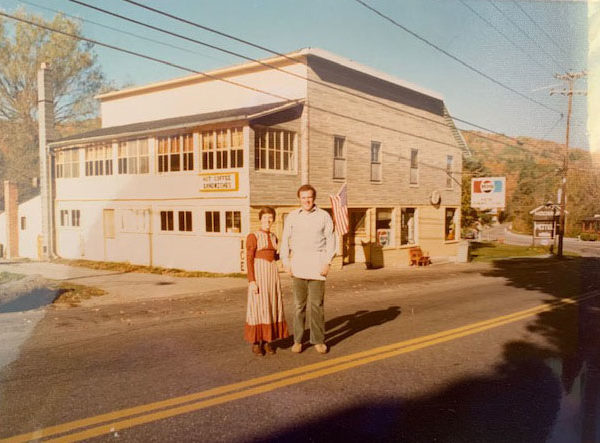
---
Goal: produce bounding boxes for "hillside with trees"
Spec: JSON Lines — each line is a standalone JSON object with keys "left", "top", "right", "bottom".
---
{"left": 462, "top": 131, "right": 600, "bottom": 236}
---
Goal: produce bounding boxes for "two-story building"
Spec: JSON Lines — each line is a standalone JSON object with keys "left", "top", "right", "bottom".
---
{"left": 46, "top": 48, "right": 466, "bottom": 273}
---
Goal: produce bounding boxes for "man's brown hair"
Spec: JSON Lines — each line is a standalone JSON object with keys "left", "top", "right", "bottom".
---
{"left": 297, "top": 184, "right": 317, "bottom": 199}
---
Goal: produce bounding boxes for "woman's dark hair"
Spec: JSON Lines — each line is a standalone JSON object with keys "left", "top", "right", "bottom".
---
{"left": 258, "top": 206, "right": 276, "bottom": 221}
{"left": 296, "top": 184, "right": 316, "bottom": 199}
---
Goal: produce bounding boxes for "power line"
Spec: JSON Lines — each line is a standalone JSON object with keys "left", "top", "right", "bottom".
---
{"left": 70, "top": 0, "right": 521, "bottom": 149}
{"left": 72, "top": 0, "right": 569, "bottom": 163}
{"left": 487, "top": 0, "right": 567, "bottom": 72}
{"left": 353, "top": 0, "right": 561, "bottom": 115}
{"left": 511, "top": 0, "right": 571, "bottom": 60}
{"left": 16, "top": 0, "right": 229, "bottom": 63}
{"left": 0, "top": 7, "right": 568, "bottom": 168}
{"left": 457, "top": 0, "right": 555, "bottom": 72}
{"left": 0, "top": 10, "right": 468, "bottom": 153}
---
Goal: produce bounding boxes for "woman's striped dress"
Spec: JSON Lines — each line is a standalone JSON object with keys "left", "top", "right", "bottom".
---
{"left": 244, "top": 230, "right": 289, "bottom": 343}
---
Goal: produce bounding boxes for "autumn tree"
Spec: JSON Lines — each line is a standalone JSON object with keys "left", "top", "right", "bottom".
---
{"left": 0, "top": 10, "right": 110, "bottom": 206}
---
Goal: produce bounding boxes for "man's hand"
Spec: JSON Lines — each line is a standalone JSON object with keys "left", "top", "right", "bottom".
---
{"left": 249, "top": 281, "right": 258, "bottom": 295}
{"left": 320, "top": 263, "right": 330, "bottom": 277}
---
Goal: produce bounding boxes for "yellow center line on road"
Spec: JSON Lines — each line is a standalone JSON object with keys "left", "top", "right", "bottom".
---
{"left": 2, "top": 292, "right": 597, "bottom": 443}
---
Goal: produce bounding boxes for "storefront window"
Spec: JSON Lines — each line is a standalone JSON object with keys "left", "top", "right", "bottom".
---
{"left": 401, "top": 208, "right": 416, "bottom": 245}
{"left": 376, "top": 208, "right": 392, "bottom": 247}
{"left": 445, "top": 208, "right": 457, "bottom": 241}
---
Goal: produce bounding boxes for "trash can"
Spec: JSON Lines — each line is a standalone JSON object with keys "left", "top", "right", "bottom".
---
{"left": 457, "top": 240, "right": 469, "bottom": 263}
{"left": 369, "top": 243, "right": 384, "bottom": 269}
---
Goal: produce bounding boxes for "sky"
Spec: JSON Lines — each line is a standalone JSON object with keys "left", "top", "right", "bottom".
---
{"left": 0, "top": 0, "right": 592, "bottom": 149}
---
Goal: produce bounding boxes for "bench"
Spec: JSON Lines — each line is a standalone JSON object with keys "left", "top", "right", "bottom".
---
{"left": 408, "top": 247, "right": 431, "bottom": 266}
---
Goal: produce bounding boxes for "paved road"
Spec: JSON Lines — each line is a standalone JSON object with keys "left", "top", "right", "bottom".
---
{"left": 480, "top": 224, "right": 600, "bottom": 257}
{"left": 1, "top": 258, "right": 599, "bottom": 442}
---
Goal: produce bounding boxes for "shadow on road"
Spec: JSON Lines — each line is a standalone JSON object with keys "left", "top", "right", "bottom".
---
{"left": 277, "top": 306, "right": 402, "bottom": 350}
{"left": 259, "top": 257, "right": 600, "bottom": 442}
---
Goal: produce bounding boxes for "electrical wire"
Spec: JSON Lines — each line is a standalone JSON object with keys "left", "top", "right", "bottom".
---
{"left": 353, "top": 0, "right": 562, "bottom": 115}
{"left": 457, "top": 0, "right": 554, "bottom": 72}
{"left": 487, "top": 0, "right": 567, "bottom": 72}
{"left": 71, "top": 0, "right": 570, "bottom": 162}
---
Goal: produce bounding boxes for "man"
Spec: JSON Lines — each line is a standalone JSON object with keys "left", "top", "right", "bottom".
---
{"left": 280, "top": 184, "right": 336, "bottom": 354}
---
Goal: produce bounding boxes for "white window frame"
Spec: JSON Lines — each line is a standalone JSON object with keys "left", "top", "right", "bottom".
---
{"left": 159, "top": 210, "right": 174, "bottom": 232}
{"left": 118, "top": 139, "right": 149, "bottom": 175}
{"left": 370, "top": 141, "right": 382, "bottom": 182}
{"left": 446, "top": 155, "right": 454, "bottom": 189}
{"left": 56, "top": 148, "right": 80, "bottom": 179}
{"left": 410, "top": 149, "right": 419, "bottom": 185}
{"left": 201, "top": 127, "right": 244, "bottom": 171}
{"left": 85, "top": 144, "right": 113, "bottom": 177}
{"left": 178, "top": 210, "right": 193, "bottom": 232}
{"left": 333, "top": 136, "right": 346, "bottom": 180}
{"left": 205, "top": 210, "right": 221, "bottom": 233}
{"left": 225, "top": 210, "right": 242, "bottom": 233}
{"left": 254, "top": 127, "right": 297, "bottom": 174}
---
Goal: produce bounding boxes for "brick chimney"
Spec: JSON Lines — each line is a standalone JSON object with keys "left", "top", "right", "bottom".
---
{"left": 4, "top": 180, "right": 19, "bottom": 258}
{"left": 38, "top": 62, "right": 56, "bottom": 258}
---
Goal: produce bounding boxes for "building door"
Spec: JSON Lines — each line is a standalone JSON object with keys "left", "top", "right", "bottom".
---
{"left": 346, "top": 209, "right": 367, "bottom": 264}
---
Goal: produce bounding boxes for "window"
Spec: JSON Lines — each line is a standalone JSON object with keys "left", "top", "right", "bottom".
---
{"left": 178, "top": 211, "right": 192, "bottom": 232}
{"left": 56, "top": 149, "right": 80, "bottom": 178}
{"left": 85, "top": 145, "right": 113, "bottom": 176}
{"left": 160, "top": 211, "right": 174, "bottom": 231}
{"left": 370, "top": 141, "right": 382, "bottom": 182}
{"left": 254, "top": 128, "right": 296, "bottom": 172}
{"left": 445, "top": 208, "right": 457, "bottom": 241}
{"left": 202, "top": 128, "right": 243, "bottom": 170}
{"left": 183, "top": 134, "right": 194, "bottom": 171}
{"left": 333, "top": 136, "right": 346, "bottom": 180}
{"left": 410, "top": 149, "right": 418, "bottom": 185}
{"left": 60, "top": 210, "right": 69, "bottom": 226}
{"left": 205, "top": 211, "right": 220, "bottom": 233}
{"left": 376, "top": 208, "right": 393, "bottom": 247}
{"left": 446, "top": 155, "right": 454, "bottom": 188}
{"left": 118, "top": 139, "right": 149, "bottom": 174}
{"left": 400, "top": 208, "right": 416, "bottom": 246}
{"left": 71, "top": 210, "right": 80, "bottom": 227}
{"left": 225, "top": 211, "right": 241, "bottom": 233}
{"left": 158, "top": 133, "right": 194, "bottom": 173}
{"left": 20, "top": 216, "right": 26, "bottom": 230}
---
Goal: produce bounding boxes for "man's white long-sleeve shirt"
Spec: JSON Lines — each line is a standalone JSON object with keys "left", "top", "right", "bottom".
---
{"left": 280, "top": 206, "right": 336, "bottom": 281}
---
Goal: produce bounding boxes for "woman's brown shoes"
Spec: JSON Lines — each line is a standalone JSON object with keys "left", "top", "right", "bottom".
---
{"left": 252, "top": 343, "right": 264, "bottom": 356}
{"left": 264, "top": 342, "right": 276, "bottom": 355}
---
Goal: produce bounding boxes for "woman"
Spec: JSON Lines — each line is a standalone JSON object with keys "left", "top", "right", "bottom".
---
{"left": 244, "top": 207, "right": 289, "bottom": 355}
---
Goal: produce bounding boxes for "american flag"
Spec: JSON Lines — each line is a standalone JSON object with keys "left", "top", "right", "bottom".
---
{"left": 329, "top": 183, "right": 349, "bottom": 235}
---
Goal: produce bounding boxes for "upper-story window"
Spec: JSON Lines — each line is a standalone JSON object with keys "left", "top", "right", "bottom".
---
{"left": 118, "top": 139, "right": 149, "bottom": 175}
{"left": 410, "top": 149, "right": 419, "bottom": 185}
{"left": 254, "top": 127, "right": 296, "bottom": 172}
{"left": 446, "top": 155, "right": 454, "bottom": 188}
{"left": 158, "top": 133, "right": 193, "bottom": 173}
{"left": 370, "top": 141, "right": 382, "bottom": 182}
{"left": 56, "top": 148, "right": 80, "bottom": 178}
{"left": 85, "top": 145, "right": 113, "bottom": 176}
{"left": 202, "top": 127, "right": 243, "bottom": 170}
{"left": 333, "top": 136, "right": 346, "bottom": 180}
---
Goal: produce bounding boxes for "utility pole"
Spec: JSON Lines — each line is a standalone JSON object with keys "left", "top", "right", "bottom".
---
{"left": 550, "top": 71, "right": 586, "bottom": 258}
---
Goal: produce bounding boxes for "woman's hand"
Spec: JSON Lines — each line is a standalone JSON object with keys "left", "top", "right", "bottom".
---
{"left": 249, "top": 281, "right": 258, "bottom": 295}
